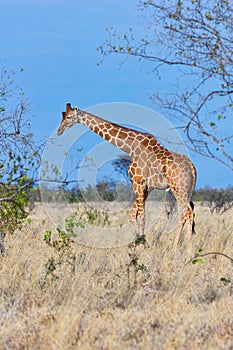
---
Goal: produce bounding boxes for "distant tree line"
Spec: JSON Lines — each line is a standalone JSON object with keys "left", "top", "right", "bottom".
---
{"left": 33, "top": 182, "right": 233, "bottom": 214}
{"left": 194, "top": 186, "right": 233, "bottom": 213}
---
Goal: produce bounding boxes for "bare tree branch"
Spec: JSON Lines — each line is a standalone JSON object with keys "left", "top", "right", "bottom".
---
{"left": 98, "top": 0, "right": 233, "bottom": 170}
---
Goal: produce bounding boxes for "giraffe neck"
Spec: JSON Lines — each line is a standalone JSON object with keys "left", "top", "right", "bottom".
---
{"left": 79, "top": 110, "right": 143, "bottom": 155}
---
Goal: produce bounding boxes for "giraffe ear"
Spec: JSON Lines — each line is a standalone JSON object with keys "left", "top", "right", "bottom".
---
{"left": 62, "top": 111, "right": 67, "bottom": 120}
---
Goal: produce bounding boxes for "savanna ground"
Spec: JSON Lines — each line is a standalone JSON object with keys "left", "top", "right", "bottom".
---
{"left": 0, "top": 201, "right": 232, "bottom": 350}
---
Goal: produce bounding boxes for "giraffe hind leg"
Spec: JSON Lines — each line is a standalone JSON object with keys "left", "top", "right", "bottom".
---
{"left": 172, "top": 202, "right": 194, "bottom": 251}
{"left": 172, "top": 218, "right": 185, "bottom": 251}
{"left": 187, "top": 202, "right": 195, "bottom": 243}
{"left": 190, "top": 201, "right": 196, "bottom": 235}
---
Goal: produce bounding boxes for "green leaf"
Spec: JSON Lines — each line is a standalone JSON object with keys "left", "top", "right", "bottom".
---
{"left": 192, "top": 258, "right": 204, "bottom": 265}
{"left": 44, "top": 230, "right": 52, "bottom": 244}
{"left": 169, "top": 13, "right": 176, "bottom": 18}
{"left": 195, "top": 248, "right": 203, "bottom": 256}
{"left": 205, "top": 12, "right": 214, "bottom": 20}
{"left": 137, "top": 263, "right": 147, "bottom": 272}
{"left": 210, "top": 122, "right": 216, "bottom": 127}
{"left": 217, "top": 115, "right": 222, "bottom": 120}
{"left": 220, "top": 277, "right": 231, "bottom": 284}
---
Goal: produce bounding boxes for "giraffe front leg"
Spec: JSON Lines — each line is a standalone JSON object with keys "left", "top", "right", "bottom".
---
{"left": 129, "top": 201, "right": 146, "bottom": 246}
{"left": 134, "top": 202, "right": 149, "bottom": 247}
{"left": 129, "top": 201, "right": 145, "bottom": 236}
{"left": 131, "top": 179, "right": 148, "bottom": 245}
{"left": 136, "top": 202, "right": 145, "bottom": 237}
{"left": 130, "top": 201, "right": 138, "bottom": 224}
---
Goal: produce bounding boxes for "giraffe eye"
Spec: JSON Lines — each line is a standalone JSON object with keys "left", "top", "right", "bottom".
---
{"left": 67, "top": 115, "right": 72, "bottom": 119}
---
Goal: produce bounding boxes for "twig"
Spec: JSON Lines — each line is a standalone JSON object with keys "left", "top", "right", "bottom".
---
{"left": 185, "top": 252, "right": 233, "bottom": 266}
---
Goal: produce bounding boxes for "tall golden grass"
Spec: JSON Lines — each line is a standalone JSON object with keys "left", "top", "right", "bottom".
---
{"left": 0, "top": 203, "right": 232, "bottom": 349}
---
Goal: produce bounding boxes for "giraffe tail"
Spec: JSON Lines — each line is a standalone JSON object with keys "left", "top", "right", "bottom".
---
{"left": 190, "top": 201, "right": 196, "bottom": 235}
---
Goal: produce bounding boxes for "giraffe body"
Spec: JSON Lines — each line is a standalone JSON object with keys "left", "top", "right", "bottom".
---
{"left": 58, "top": 103, "right": 197, "bottom": 250}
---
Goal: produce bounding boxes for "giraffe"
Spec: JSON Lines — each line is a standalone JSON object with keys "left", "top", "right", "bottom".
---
{"left": 57, "top": 103, "right": 197, "bottom": 250}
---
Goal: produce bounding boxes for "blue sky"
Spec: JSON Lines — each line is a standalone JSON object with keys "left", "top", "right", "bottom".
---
{"left": 1, "top": 0, "right": 232, "bottom": 188}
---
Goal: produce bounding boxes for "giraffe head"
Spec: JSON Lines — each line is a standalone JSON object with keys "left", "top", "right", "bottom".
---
{"left": 57, "top": 103, "right": 82, "bottom": 135}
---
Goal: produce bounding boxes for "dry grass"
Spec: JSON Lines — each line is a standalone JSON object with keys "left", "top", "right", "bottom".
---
{"left": 0, "top": 203, "right": 233, "bottom": 350}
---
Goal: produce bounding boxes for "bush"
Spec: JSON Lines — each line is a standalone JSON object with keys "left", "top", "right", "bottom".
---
{"left": 194, "top": 186, "right": 233, "bottom": 213}
{"left": 0, "top": 64, "right": 40, "bottom": 237}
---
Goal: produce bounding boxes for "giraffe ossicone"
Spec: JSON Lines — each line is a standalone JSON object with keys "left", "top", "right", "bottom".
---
{"left": 57, "top": 103, "right": 197, "bottom": 251}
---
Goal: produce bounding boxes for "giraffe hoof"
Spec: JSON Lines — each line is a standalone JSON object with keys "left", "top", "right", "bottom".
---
{"left": 135, "top": 235, "right": 147, "bottom": 246}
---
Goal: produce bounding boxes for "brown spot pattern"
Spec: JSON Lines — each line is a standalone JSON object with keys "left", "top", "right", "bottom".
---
{"left": 58, "top": 103, "right": 197, "bottom": 251}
